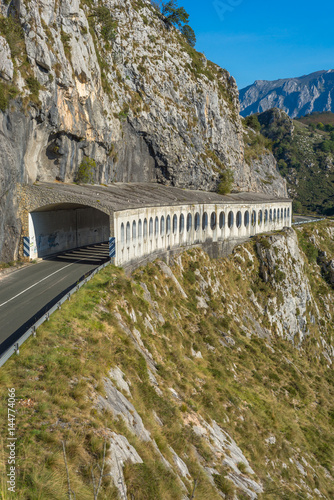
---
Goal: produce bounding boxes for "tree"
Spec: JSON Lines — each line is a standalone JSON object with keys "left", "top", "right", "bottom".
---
{"left": 161, "top": 1, "right": 196, "bottom": 47}
{"left": 217, "top": 169, "right": 234, "bottom": 195}
{"left": 292, "top": 200, "right": 302, "bottom": 214}
{"left": 181, "top": 25, "right": 196, "bottom": 47}
{"left": 244, "top": 114, "right": 261, "bottom": 132}
{"left": 162, "top": 0, "right": 189, "bottom": 28}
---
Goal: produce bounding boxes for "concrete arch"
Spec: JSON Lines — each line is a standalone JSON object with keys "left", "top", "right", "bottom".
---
{"left": 251, "top": 210, "right": 256, "bottom": 226}
{"left": 228, "top": 211, "right": 234, "bottom": 228}
{"left": 166, "top": 215, "right": 171, "bottom": 235}
{"left": 202, "top": 212, "right": 208, "bottom": 231}
{"left": 210, "top": 212, "right": 217, "bottom": 230}
{"left": 121, "top": 223, "right": 125, "bottom": 247}
{"left": 258, "top": 210, "right": 263, "bottom": 225}
{"left": 173, "top": 214, "right": 178, "bottom": 234}
{"left": 219, "top": 211, "right": 225, "bottom": 229}
{"left": 28, "top": 202, "right": 110, "bottom": 259}
{"left": 155, "top": 216, "right": 159, "bottom": 236}
{"left": 126, "top": 222, "right": 130, "bottom": 244}
{"left": 187, "top": 213, "right": 192, "bottom": 232}
{"left": 244, "top": 211, "right": 249, "bottom": 227}
{"left": 113, "top": 199, "right": 292, "bottom": 267}
{"left": 132, "top": 221, "right": 136, "bottom": 241}
{"left": 160, "top": 216, "right": 165, "bottom": 236}
{"left": 195, "top": 212, "right": 200, "bottom": 231}
{"left": 236, "top": 211, "right": 242, "bottom": 228}
{"left": 179, "top": 214, "right": 185, "bottom": 234}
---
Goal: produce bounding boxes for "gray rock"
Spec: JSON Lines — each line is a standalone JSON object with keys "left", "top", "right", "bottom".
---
{"left": 169, "top": 446, "right": 191, "bottom": 479}
{"left": 255, "top": 228, "right": 313, "bottom": 341}
{"left": 108, "top": 367, "right": 132, "bottom": 397}
{"left": 108, "top": 432, "right": 143, "bottom": 499}
{"left": 185, "top": 413, "right": 263, "bottom": 497}
{"left": 97, "top": 377, "right": 151, "bottom": 442}
{"left": 0, "top": 36, "right": 13, "bottom": 81}
{"left": 157, "top": 261, "right": 187, "bottom": 298}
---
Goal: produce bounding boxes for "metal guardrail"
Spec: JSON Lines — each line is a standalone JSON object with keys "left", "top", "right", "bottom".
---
{"left": 292, "top": 217, "right": 325, "bottom": 226}
{"left": 0, "top": 260, "right": 111, "bottom": 368}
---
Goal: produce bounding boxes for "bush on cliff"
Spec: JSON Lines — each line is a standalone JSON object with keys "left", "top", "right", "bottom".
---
{"left": 75, "top": 157, "right": 96, "bottom": 184}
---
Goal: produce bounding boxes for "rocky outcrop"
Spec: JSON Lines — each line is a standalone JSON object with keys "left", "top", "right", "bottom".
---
{"left": 0, "top": 35, "right": 13, "bottom": 81}
{"left": 0, "top": 0, "right": 286, "bottom": 261}
{"left": 240, "top": 69, "right": 334, "bottom": 118}
{"left": 255, "top": 228, "right": 313, "bottom": 342}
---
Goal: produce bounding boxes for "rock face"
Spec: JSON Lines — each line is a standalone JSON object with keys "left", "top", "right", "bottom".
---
{"left": 255, "top": 228, "right": 313, "bottom": 341}
{"left": 0, "top": 0, "right": 286, "bottom": 261}
{"left": 0, "top": 36, "right": 13, "bottom": 81}
{"left": 240, "top": 70, "right": 334, "bottom": 118}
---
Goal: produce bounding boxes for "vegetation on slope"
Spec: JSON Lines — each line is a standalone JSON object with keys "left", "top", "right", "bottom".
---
{"left": 244, "top": 110, "right": 334, "bottom": 215}
{"left": 0, "top": 222, "right": 334, "bottom": 499}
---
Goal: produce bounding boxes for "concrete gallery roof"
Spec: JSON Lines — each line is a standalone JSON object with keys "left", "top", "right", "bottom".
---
{"left": 34, "top": 182, "right": 291, "bottom": 212}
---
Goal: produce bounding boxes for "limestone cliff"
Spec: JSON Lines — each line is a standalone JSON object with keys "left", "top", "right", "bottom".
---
{"left": 0, "top": 0, "right": 286, "bottom": 261}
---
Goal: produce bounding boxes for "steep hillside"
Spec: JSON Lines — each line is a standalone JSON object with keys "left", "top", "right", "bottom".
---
{"left": 245, "top": 109, "right": 334, "bottom": 215}
{"left": 297, "top": 111, "right": 334, "bottom": 128}
{"left": 239, "top": 70, "right": 334, "bottom": 118}
{"left": 1, "top": 221, "right": 333, "bottom": 499}
{"left": 0, "top": 0, "right": 286, "bottom": 262}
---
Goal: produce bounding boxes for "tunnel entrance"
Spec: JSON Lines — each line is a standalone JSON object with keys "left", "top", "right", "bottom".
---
{"left": 28, "top": 203, "right": 110, "bottom": 259}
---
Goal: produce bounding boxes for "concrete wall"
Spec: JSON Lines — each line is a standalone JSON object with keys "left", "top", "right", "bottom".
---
{"left": 114, "top": 201, "right": 292, "bottom": 267}
{"left": 29, "top": 206, "right": 110, "bottom": 258}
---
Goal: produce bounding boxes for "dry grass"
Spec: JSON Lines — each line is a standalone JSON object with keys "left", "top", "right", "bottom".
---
{"left": 0, "top": 224, "right": 334, "bottom": 498}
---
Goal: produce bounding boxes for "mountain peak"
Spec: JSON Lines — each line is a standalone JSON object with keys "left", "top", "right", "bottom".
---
{"left": 240, "top": 70, "right": 334, "bottom": 118}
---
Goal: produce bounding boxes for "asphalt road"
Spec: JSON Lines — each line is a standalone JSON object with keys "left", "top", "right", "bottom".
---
{"left": 0, "top": 243, "right": 109, "bottom": 352}
{"left": 292, "top": 215, "right": 325, "bottom": 225}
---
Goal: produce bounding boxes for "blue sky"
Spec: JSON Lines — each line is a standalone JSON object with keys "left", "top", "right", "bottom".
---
{"left": 179, "top": 0, "right": 334, "bottom": 90}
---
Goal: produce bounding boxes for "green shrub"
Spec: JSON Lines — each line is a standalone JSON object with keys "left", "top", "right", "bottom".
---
{"left": 244, "top": 114, "right": 261, "bottom": 132}
{"left": 118, "top": 104, "right": 129, "bottom": 120}
{"left": 76, "top": 157, "right": 96, "bottom": 184}
{"left": 237, "top": 461, "right": 247, "bottom": 473}
{"left": 183, "top": 269, "right": 196, "bottom": 284}
{"left": 25, "top": 76, "right": 41, "bottom": 98}
{"left": 213, "top": 474, "right": 235, "bottom": 498}
{"left": 123, "top": 462, "right": 159, "bottom": 499}
{"left": 217, "top": 169, "right": 234, "bottom": 195}
{"left": 60, "top": 30, "right": 72, "bottom": 59}
{"left": 93, "top": 6, "right": 117, "bottom": 44}
{"left": 299, "top": 237, "right": 319, "bottom": 263}
{"left": 0, "top": 14, "right": 25, "bottom": 58}
{"left": 275, "top": 269, "right": 286, "bottom": 283}
{"left": 0, "top": 81, "right": 18, "bottom": 111}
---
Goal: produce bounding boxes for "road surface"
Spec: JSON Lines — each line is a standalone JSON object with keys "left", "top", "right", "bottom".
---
{"left": 292, "top": 215, "right": 325, "bottom": 225}
{"left": 0, "top": 243, "right": 109, "bottom": 354}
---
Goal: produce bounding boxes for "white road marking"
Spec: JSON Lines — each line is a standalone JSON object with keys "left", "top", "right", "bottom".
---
{"left": 0, "top": 257, "right": 87, "bottom": 308}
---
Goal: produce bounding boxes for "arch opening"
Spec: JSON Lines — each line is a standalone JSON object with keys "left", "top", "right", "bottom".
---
{"left": 187, "top": 213, "right": 192, "bottom": 232}
{"left": 210, "top": 212, "right": 217, "bottom": 230}
{"left": 29, "top": 203, "right": 110, "bottom": 259}
{"left": 195, "top": 213, "right": 200, "bottom": 231}
{"left": 228, "top": 211, "right": 234, "bottom": 228}
{"left": 219, "top": 211, "right": 225, "bottom": 229}
{"left": 244, "top": 211, "right": 249, "bottom": 227}
{"left": 236, "top": 211, "right": 242, "bottom": 229}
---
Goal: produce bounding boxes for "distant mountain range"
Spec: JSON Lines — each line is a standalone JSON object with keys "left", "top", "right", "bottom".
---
{"left": 239, "top": 70, "right": 334, "bottom": 118}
